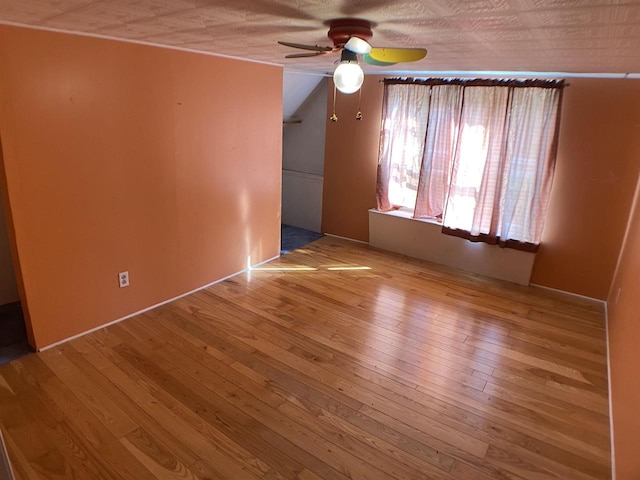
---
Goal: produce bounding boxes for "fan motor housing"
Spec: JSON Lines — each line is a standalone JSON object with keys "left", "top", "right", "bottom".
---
{"left": 327, "top": 18, "right": 373, "bottom": 47}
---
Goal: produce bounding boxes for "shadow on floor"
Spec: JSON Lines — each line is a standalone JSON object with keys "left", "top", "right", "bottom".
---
{"left": 281, "top": 224, "right": 324, "bottom": 254}
{"left": 0, "top": 302, "right": 31, "bottom": 366}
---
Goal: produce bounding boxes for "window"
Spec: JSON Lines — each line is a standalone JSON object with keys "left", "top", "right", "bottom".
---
{"left": 376, "top": 78, "right": 564, "bottom": 252}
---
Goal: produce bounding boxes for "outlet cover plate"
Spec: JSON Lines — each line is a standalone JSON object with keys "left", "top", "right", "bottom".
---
{"left": 119, "top": 271, "right": 129, "bottom": 288}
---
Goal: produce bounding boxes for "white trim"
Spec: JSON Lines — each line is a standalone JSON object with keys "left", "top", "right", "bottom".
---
{"left": 0, "top": 429, "right": 15, "bottom": 480}
{"left": 2, "top": 22, "right": 639, "bottom": 80}
{"left": 363, "top": 70, "right": 640, "bottom": 79}
{"left": 37, "top": 255, "right": 279, "bottom": 352}
{"left": 604, "top": 302, "right": 616, "bottom": 479}
{"left": 529, "top": 283, "right": 606, "bottom": 305}
{"left": 0, "top": 21, "right": 282, "bottom": 68}
{"left": 323, "top": 233, "right": 369, "bottom": 245}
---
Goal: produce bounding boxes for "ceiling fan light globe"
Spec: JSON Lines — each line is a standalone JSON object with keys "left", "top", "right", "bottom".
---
{"left": 333, "top": 62, "right": 364, "bottom": 94}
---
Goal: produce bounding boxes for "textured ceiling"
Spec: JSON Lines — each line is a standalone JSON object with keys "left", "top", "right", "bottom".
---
{"left": 0, "top": 0, "right": 639, "bottom": 76}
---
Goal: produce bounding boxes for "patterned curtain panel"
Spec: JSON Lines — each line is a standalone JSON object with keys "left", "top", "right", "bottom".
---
{"left": 376, "top": 78, "right": 564, "bottom": 252}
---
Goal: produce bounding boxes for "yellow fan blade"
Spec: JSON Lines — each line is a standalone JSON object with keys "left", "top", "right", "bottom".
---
{"left": 368, "top": 48, "right": 427, "bottom": 63}
{"left": 363, "top": 54, "right": 396, "bottom": 66}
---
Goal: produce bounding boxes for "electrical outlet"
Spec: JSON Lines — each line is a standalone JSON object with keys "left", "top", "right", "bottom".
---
{"left": 118, "top": 271, "right": 129, "bottom": 288}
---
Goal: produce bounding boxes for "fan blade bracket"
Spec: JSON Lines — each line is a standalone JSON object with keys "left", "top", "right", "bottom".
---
{"left": 368, "top": 48, "right": 427, "bottom": 63}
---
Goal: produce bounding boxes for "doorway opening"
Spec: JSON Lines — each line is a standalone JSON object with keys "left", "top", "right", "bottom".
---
{"left": 0, "top": 301, "right": 29, "bottom": 365}
{"left": 0, "top": 141, "right": 32, "bottom": 365}
{"left": 281, "top": 73, "right": 327, "bottom": 255}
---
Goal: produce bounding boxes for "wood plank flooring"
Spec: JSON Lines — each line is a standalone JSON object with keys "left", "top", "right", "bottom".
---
{"left": 0, "top": 237, "right": 611, "bottom": 479}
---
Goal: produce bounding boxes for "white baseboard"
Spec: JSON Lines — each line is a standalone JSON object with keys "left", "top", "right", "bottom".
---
{"left": 38, "top": 255, "right": 279, "bottom": 352}
{"left": 0, "top": 428, "right": 15, "bottom": 480}
{"left": 604, "top": 302, "right": 616, "bottom": 479}
{"left": 323, "top": 233, "right": 369, "bottom": 245}
{"left": 529, "top": 283, "right": 606, "bottom": 305}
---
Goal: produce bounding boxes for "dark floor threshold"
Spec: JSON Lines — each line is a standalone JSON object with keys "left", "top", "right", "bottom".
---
{"left": 0, "top": 301, "right": 32, "bottom": 366}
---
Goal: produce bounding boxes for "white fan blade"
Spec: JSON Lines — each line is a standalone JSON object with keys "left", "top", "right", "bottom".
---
{"left": 344, "top": 37, "right": 372, "bottom": 54}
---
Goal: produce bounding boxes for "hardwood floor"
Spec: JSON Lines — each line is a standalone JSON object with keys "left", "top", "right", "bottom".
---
{"left": 0, "top": 237, "right": 611, "bottom": 479}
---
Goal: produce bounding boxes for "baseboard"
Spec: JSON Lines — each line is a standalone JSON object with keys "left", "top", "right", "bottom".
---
{"left": 323, "top": 233, "right": 369, "bottom": 245}
{"left": 604, "top": 302, "right": 616, "bottom": 480}
{"left": 38, "top": 254, "right": 279, "bottom": 352}
{"left": 529, "top": 283, "right": 606, "bottom": 305}
{"left": 0, "top": 428, "right": 15, "bottom": 480}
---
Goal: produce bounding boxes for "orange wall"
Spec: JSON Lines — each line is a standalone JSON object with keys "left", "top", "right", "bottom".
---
{"left": 0, "top": 26, "right": 282, "bottom": 349}
{"left": 607, "top": 170, "right": 640, "bottom": 479}
{"left": 322, "top": 76, "right": 640, "bottom": 299}
{"left": 322, "top": 78, "right": 384, "bottom": 241}
{"left": 530, "top": 78, "right": 640, "bottom": 299}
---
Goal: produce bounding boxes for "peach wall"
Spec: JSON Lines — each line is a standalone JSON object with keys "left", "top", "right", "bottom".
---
{"left": 530, "top": 78, "right": 640, "bottom": 299}
{"left": 0, "top": 26, "right": 282, "bottom": 349}
{"left": 607, "top": 169, "right": 640, "bottom": 479}
{"left": 322, "top": 76, "right": 640, "bottom": 299}
{"left": 322, "top": 78, "right": 383, "bottom": 241}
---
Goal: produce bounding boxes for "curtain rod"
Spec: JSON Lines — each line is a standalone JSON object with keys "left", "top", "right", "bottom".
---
{"left": 378, "top": 77, "right": 568, "bottom": 88}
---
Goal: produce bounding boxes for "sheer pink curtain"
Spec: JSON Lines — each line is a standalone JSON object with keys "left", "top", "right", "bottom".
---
{"left": 497, "top": 87, "right": 562, "bottom": 243}
{"left": 376, "top": 78, "right": 563, "bottom": 251}
{"left": 377, "top": 84, "right": 430, "bottom": 211}
{"left": 413, "top": 85, "right": 463, "bottom": 219}
{"left": 442, "top": 85, "right": 562, "bottom": 249}
{"left": 441, "top": 86, "right": 510, "bottom": 232}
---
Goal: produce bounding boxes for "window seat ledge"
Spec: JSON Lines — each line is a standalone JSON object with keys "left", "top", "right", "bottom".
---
{"left": 368, "top": 209, "right": 536, "bottom": 285}
{"left": 372, "top": 207, "right": 442, "bottom": 225}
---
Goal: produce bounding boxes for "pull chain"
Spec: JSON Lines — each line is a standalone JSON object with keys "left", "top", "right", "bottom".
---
{"left": 355, "top": 88, "right": 363, "bottom": 120}
{"left": 329, "top": 84, "right": 338, "bottom": 122}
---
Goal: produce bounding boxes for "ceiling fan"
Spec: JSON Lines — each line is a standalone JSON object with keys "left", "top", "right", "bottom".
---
{"left": 278, "top": 18, "right": 427, "bottom": 94}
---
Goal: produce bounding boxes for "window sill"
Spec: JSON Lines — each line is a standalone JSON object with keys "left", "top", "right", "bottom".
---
{"left": 368, "top": 208, "right": 442, "bottom": 227}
